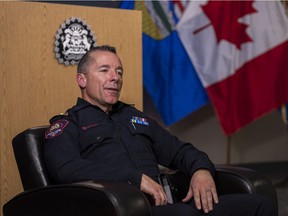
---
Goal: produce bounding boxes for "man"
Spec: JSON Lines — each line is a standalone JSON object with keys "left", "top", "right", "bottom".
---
{"left": 44, "top": 45, "right": 276, "bottom": 216}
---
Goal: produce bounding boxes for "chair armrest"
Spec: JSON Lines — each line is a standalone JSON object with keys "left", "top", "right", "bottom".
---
{"left": 163, "top": 165, "right": 277, "bottom": 206}
{"left": 3, "top": 181, "right": 151, "bottom": 216}
{"left": 215, "top": 165, "right": 278, "bottom": 205}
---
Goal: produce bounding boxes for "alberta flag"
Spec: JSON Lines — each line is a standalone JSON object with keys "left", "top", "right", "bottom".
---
{"left": 177, "top": 0, "right": 288, "bottom": 135}
{"left": 121, "top": 1, "right": 209, "bottom": 125}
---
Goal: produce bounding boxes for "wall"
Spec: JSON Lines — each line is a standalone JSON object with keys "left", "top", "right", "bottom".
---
{"left": 170, "top": 105, "right": 288, "bottom": 165}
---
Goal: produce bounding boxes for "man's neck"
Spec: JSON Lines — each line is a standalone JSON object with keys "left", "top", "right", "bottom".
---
{"left": 80, "top": 96, "right": 113, "bottom": 114}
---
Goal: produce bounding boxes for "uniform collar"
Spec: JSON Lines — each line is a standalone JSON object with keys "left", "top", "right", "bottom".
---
{"left": 74, "top": 97, "right": 91, "bottom": 111}
{"left": 74, "top": 97, "right": 125, "bottom": 113}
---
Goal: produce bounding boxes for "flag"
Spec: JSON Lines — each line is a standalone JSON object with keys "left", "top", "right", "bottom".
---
{"left": 177, "top": 0, "right": 288, "bottom": 135}
{"left": 120, "top": 1, "right": 209, "bottom": 125}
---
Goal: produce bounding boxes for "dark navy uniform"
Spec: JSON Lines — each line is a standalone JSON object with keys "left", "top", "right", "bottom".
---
{"left": 44, "top": 97, "right": 215, "bottom": 187}
{"left": 44, "top": 98, "right": 277, "bottom": 216}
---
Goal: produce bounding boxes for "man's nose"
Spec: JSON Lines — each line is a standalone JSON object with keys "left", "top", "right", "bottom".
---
{"left": 109, "top": 70, "right": 121, "bottom": 81}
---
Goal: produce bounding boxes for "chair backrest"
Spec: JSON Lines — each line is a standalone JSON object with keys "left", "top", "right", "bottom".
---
{"left": 12, "top": 126, "right": 52, "bottom": 191}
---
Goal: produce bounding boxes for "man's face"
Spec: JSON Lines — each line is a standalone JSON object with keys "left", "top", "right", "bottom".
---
{"left": 77, "top": 50, "right": 123, "bottom": 111}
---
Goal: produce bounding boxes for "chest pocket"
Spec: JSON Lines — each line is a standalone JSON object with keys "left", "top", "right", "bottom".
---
{"left": 125, "top": 120, "right": 157, "bottom": 165}
{"left": 127, "top": 121, "right": 153, "bottom": 143}
{"left": 79, "top": 125, "right": 114, "bottom": 156}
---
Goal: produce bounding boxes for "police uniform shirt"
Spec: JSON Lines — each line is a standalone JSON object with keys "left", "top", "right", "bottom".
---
{"left": 44, "top": 97, "right": 215, "bottom": 188}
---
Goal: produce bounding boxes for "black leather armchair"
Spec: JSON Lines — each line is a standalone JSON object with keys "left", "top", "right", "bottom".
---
{"left": 3, "top": 126, "right": 278, "bottom": 216}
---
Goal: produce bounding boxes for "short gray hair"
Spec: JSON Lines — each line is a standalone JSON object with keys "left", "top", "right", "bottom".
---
{"left": 77, "top": 45, "right": 117, "bottom": 74}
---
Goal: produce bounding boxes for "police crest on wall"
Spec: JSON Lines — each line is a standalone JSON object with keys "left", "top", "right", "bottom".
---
{"left": 54, "top": 17, "right": 97, "bottom": 66}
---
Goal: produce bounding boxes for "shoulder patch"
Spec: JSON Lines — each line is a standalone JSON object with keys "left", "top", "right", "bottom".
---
{"left": 45, "top": 120, "right": 69, "bottom": 139}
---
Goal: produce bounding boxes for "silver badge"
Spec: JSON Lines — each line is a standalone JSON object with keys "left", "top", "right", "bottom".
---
{"left": 54, "top": 17, "right": 97, "bottom": 66}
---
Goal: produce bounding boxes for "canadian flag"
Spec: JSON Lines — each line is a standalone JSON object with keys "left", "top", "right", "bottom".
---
{"left": 177, "top": 0, "right": 288, "bottom": 135}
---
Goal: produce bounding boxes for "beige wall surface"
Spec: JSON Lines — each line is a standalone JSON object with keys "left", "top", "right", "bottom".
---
{"left": 0, "top": 2, "right": 142, "bottom": 213}
{"left": 168, "top": 105, "right": 288, "bottom": 165}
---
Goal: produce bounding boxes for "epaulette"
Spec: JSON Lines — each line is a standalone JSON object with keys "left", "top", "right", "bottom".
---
{"left": 49, "top": 113, "right": 68, "bottom": 124}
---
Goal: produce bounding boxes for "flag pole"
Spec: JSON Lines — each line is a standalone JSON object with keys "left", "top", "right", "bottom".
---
{"left": 226, "top": 135, "right": 232, "bottom": 165}
{"left": 286, "top": 126, "right": 288, "bottom": 152}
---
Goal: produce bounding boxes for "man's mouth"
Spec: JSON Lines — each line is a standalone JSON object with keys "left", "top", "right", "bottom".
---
{"left": 105, "top": 87, "right": 119, "bottom": 94}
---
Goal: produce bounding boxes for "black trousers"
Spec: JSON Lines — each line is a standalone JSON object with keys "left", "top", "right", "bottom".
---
{"left": 151, "top": 194, "right": 277, "bottom": 216}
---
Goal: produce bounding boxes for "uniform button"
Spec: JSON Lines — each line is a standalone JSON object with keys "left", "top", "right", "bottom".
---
{"left": 127, "top": 180, "right": 132, "bottom": 185}
{"left": 96, "top": 136, "right": 101, "bottom": 140}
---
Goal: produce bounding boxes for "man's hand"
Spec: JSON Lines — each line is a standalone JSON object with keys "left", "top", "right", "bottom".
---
{"left": 182, "top": 169, "right": 218, "bottom": 213}
{"left": 140, "top": 174, "right": 168, "bottom": 206}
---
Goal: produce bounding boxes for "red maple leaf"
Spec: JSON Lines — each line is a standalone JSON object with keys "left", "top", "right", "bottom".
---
{"left": 194, "top": 1, "right": 257, "bottom": 49}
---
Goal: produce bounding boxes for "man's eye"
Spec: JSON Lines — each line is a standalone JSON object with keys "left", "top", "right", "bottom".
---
{"left": 117, "top": 70, "right": 123, "bottom": 76}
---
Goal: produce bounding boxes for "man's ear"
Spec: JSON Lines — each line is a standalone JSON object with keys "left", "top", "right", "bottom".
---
{"left": 76, "top": 73, "right": 87, "bottom": 89}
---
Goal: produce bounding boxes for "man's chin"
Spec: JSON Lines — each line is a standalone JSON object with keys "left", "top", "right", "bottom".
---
{"left": 106, "top": 98, "right": 119, "bottom": 105}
